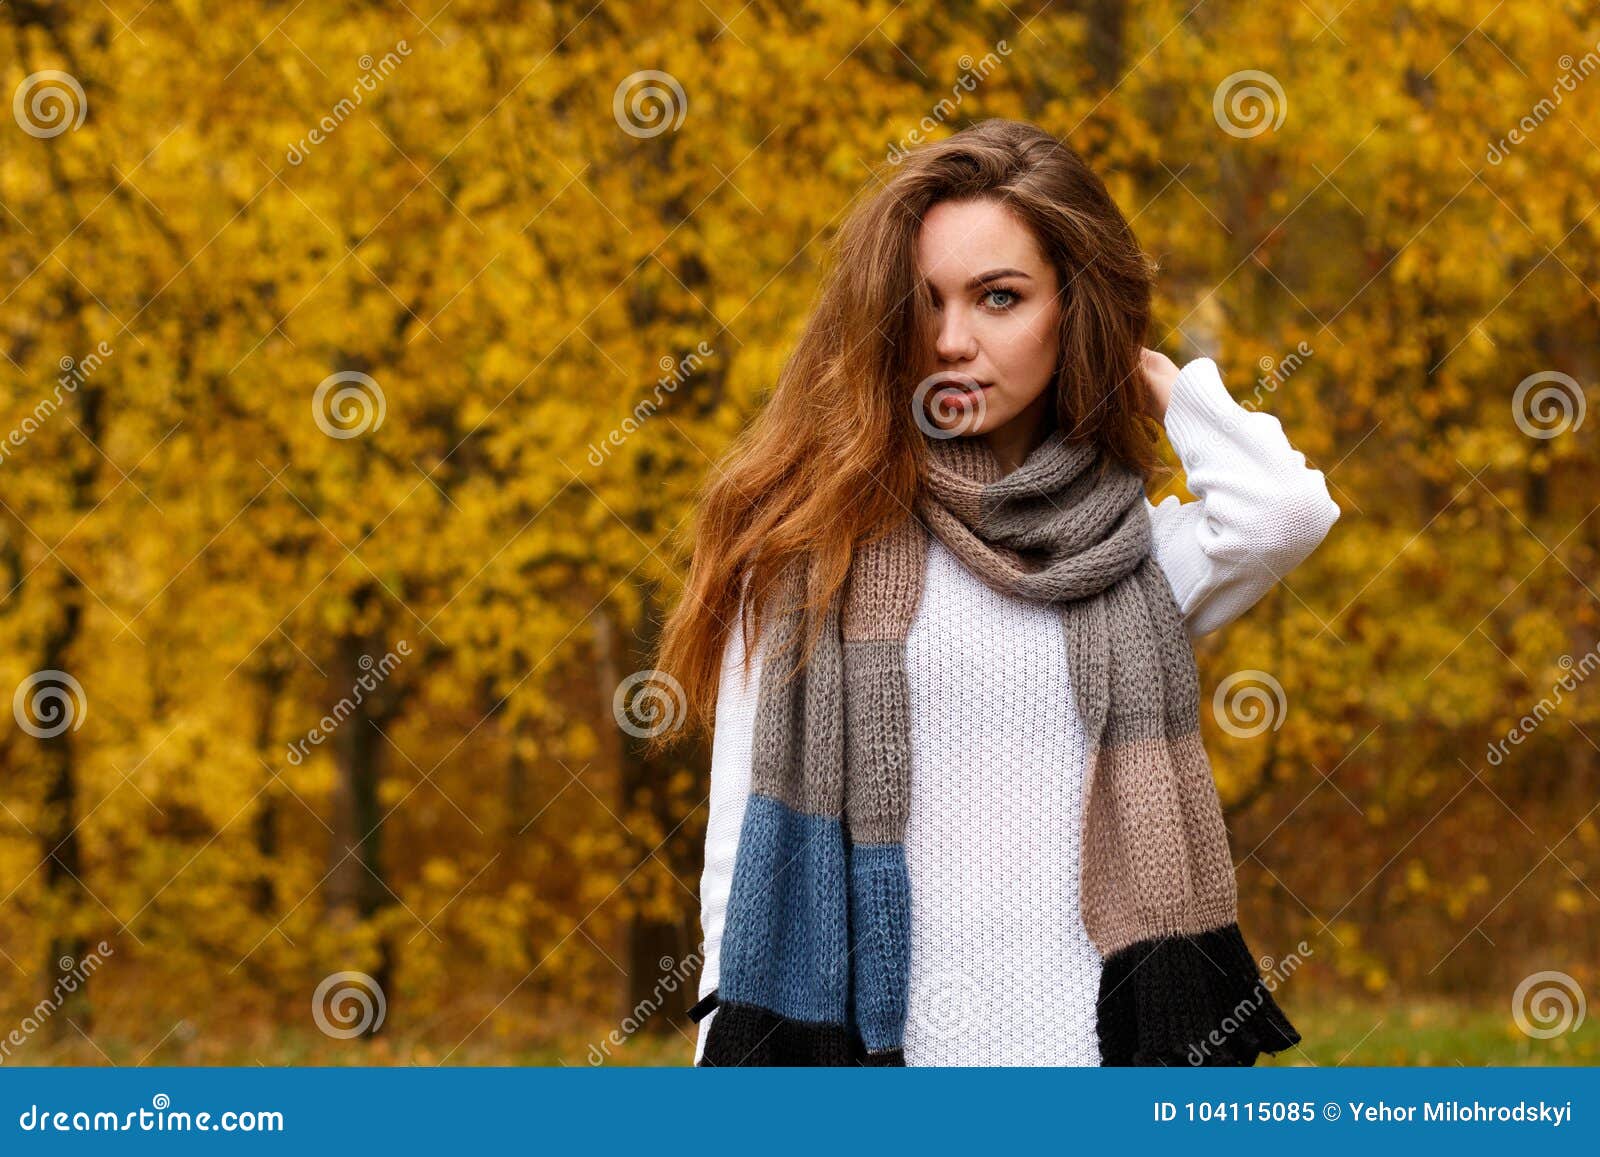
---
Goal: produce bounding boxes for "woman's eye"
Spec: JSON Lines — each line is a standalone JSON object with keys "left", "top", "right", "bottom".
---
{"left": 982, "top": 287, "right": 1019, "bottom": 310}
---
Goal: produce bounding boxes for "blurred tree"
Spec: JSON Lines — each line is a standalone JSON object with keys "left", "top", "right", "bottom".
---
{"left": 0, "top": 0, "right": 1594, "bottom": 1062}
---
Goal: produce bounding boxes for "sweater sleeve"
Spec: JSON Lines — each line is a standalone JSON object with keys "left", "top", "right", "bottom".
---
{"left": 1146, "top": 356, "right": 1341, "bottom": 638}
{"left": 693, "top": 600, "right": 764, "bottom": 1065}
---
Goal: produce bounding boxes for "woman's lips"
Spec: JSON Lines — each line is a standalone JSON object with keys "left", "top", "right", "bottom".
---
{"left": 932, "top": 371, "right": 988, "bottom": 391}
{"left": 941, "top": 379, "right": 991, "bottom": 402}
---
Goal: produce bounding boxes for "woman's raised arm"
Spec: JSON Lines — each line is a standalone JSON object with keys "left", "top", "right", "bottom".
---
{"left": 1144, "top": 356, "right": 1342, "bottom": 638}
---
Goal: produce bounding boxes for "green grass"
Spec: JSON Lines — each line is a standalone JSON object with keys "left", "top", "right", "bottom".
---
{"left": 13, "top": 997, "right": 1594, "bottom": 1066}
{"left": 464, "top": 998, "right": 1600, "bottom": 1067}
{"left": 1265, "top": 997, "right": 1599, "bottom": 1067}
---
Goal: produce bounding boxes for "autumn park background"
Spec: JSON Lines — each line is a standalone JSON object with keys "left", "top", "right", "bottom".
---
{"left": 1, "top": 0, "right": 1597, "bottom": 1067}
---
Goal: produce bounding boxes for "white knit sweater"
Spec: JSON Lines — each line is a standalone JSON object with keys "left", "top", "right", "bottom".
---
{"left": 693, "top": 356, "right": 1341, "bottom": 1065}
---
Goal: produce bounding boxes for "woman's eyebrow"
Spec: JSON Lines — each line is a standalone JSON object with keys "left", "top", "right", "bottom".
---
{"left": 963, "top": 268, "right": 1032, "bottom": 289}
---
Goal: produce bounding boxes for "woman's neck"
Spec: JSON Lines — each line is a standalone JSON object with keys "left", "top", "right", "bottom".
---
{"left": 979, "top": 389, "right": 1057, "bottom": 475}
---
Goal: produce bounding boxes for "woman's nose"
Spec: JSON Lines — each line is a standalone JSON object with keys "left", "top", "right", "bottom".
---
{"left": 935, "top": 309, "right": 977, "bottom": 362}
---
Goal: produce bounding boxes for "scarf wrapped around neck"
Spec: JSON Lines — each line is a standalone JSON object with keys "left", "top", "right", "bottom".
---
{"left": 688, "top": 424, "right": 1302, "bottom": 1066}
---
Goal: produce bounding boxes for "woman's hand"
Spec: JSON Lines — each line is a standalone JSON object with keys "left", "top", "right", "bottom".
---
{"left": 1139, "top": 347, "right": 1180, "bottom": 423}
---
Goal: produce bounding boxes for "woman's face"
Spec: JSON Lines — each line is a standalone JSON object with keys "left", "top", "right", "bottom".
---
{"left": 913, "top": 197, "right": 1063, "bottom": 453}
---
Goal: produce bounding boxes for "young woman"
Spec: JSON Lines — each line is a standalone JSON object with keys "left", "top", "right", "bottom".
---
{"left": 650, "top": 118, "right": 1340, "bottom": 1066}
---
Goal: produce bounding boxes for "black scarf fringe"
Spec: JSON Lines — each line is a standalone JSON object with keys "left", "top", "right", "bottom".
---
{"left": 690, "top": 990, "right": 905, "bottom": 1067}
{"left": 690, "top": 921, "right": 1301, "bottom": 1067}
{"left": 1095, "top": 923, "right": 1302, "bottom": 1066}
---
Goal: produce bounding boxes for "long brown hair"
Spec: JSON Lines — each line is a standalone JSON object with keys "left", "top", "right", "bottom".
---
{"left": 646, "top": 118, "right": 1163, "bottom": 758}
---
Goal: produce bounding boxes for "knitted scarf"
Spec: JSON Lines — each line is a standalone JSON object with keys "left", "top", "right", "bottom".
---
{"left": 688, "top": 424, "right": 1302, "bottom": 1066}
